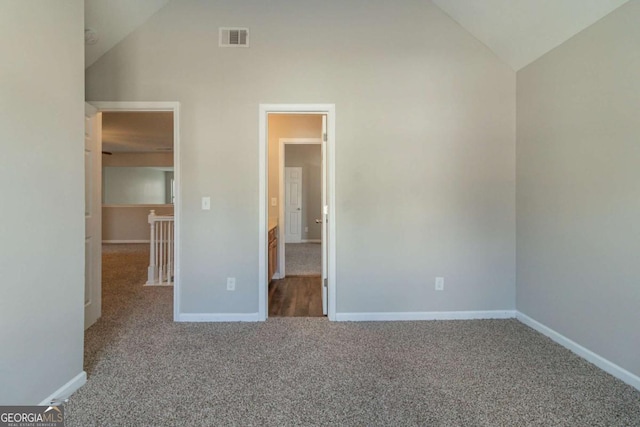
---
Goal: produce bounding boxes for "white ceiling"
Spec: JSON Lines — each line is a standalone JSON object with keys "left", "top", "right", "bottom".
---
{"left": 84, "top": 0, "right": 170, "bottom": 68}
{"left": 432, "top": 0, "right": 630, "bottom": 70}
{"left": 102, "top": 112, "right": 174, "bottom": 153}
{"left": 85, "top": 0, "right": 630, "bottom": 71}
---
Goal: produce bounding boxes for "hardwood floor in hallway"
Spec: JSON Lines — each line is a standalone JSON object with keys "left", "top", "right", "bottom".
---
{"left": 268, "top": 276, "right": 323, "bottom": 317}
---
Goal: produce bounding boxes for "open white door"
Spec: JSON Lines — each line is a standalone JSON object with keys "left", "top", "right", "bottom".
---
{"left": 321, "top": 115, "right": 328, "bottom": 316}
{"left": 84, "top": 103, "right": 102, "bottom": 329}
{"left": 284, "top": 167, "right": 303, "bottom": 243}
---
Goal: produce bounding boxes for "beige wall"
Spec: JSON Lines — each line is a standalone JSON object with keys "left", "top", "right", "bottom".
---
{"left": 285, "top": 145, "right": 322, "bottom": 241}
{"left": 103, "top": 205, "right": 174, "bottom": 242}
{"left": 268, "top": 114, "right": 322, "bottom": 220}
{"left": 517, "top": 1, "right": 640, "bottom": 378}
{"left": 0, "top": 0, "right": 85, "bottom": 404}
{"left": 86, "top": 0, "right": 516, "bottom": 315}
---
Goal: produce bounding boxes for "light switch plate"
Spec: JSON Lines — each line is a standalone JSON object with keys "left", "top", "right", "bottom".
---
{"left": 202, "top": 197, "right": 211, "bottom": 210}
{"left": 271, "top": 197, "right": 277, "bottom": 206}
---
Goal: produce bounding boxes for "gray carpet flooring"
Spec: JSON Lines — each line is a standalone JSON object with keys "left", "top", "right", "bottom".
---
{"left": 66, "top": 244, "right": 640, "bottom": 426}
{"left": 285, "top": 243, "right": 321, "bottom": 276}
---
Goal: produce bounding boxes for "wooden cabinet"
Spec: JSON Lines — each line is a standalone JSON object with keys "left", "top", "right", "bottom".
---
{"left": 268, "top": 226, "right": 278, "bottom": 282}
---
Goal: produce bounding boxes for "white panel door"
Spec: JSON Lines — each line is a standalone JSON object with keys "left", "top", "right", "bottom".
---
{"left": 285, "top": 167, "right": 302, "bottom": 243}
{"left": 85, "top": 103, "right": 102, "bottom": 329}
{"left": 321, "top": 115, "right": 328, "bottom": 316}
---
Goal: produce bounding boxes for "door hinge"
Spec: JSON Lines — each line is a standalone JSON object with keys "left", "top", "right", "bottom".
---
{"left": 323, "top": 278, "right": 328, "bottom": 288}
{"left": 323, "top": 132, "right": 327, "bottom": 142}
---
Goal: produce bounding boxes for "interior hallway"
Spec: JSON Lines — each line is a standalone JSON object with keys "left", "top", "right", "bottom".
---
{"left": 269, "top": 242, "right": 323, "bottom": 317}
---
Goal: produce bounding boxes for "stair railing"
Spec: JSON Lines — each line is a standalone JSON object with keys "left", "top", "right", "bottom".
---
{"left": 146, "top": 210, "right": 174, "bottom": 286}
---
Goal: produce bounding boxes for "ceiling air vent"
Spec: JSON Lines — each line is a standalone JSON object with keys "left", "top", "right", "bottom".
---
{"left": 219, "top": 28, "right": 249, "bottom": 47}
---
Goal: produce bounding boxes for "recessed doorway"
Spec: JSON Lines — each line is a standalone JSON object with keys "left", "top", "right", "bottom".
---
{"left": 272, "top": 134, "right": 323, "bottom": 316}
{"left": 92, "top": 102, "right": 181, "bottom": 321}
{"left": 258, "top": 104, "right": 336, "bottom": 320}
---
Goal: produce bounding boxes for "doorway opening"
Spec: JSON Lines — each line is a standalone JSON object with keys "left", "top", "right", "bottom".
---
{"left": 274, "top": 130, "right": 323, "bottom": 316}
{"left": 91, "top": 102, "right": 181, "bottom": 323}
{"left": 258, "top": 104, "right": 336, "bottom": 321}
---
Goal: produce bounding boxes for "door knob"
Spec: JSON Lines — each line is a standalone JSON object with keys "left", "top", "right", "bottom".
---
{"left": 297, "top": 207, "right": 301, "bottom": 211}
{"left": 315, "top": 219, "right": 322, "bottom": 224}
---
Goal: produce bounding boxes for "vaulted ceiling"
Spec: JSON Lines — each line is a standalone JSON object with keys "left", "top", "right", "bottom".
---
{"left": 432, "top": 0, "right": 630, "bottom": 70}
{"left": 84, "top": 0, "right": 170, "bottom": 68}
{"left": 84, "top": 1, "right": 630, "bottom": 70}
{"left": 85, "top": 0, "right": 629, "bottom": 71}
{"left": 86, "top": 1, "right": 629, "bottom": 151}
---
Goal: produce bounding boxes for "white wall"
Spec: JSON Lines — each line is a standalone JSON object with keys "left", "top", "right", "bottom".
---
{"left": 86, "top": 0, "right": 516, "bottom": 316}
{"left": 0, "top": 1, "right": 85, "bottom": 404}
{"left": 517, "top": 1, "right": 640, "bottom": 378}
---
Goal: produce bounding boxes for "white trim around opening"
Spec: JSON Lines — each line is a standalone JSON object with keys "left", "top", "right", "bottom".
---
{"left": 89, "top": 101, "right": 182, "bottom": 322}
{"left": 258, "top": 104, "right": 337, "bottom": 321}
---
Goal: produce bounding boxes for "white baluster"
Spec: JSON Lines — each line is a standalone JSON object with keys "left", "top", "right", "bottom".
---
{"left": 161, "top": 220, "right": 166, "bottom": 283}
{"left": 145, "top": 212, "right": 174, "bottom": 286}
{"left": 155, "top": 220, "right": 160, "bottom": 282}
{"left": 168, "top": 222, "right": 173, "bottom": 283}
{"left": 147, "top": 210, "right": 157, "bottom": 284}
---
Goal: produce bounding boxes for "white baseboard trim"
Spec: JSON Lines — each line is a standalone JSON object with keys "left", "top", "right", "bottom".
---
{"left": 517, "top": 312, "right": 640, "bottom": 392}
{"left": 103, "top": 240, "right": 150, "bottom": 244}
{"left": 38, "top": 371, "right": 86, "bottom": 406}
{"left": 176, "top": 312, "right": 261, "bottom": 322}
{"left": 301, "top": 239, "right": 321, "bottom": 243}
{"left": 335, "top": 310, "right": 516, "bottom": 322}
{"left": 143, "top": 283, "right": 174, "bottom": 287}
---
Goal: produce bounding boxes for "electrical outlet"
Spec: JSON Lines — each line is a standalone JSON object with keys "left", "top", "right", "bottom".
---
{"left": 271, "top": 197, "right": 277, "bottom": 207}
{"left": 226, "top": 277, "right": 236, "bottom": 291}
{"left": 435, "top": 277, "right": 444, "bottom": 291}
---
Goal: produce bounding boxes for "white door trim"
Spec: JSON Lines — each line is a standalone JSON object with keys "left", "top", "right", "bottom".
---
{"left": 90, "top": 101, "right": 181, "bottom": 322}
{"left": 84, "top": 103, "right": 102, "bottom": 330}
{"left": 259, "top": 104, "right": 337, "bottom": 321}
{"left": 277, "top": 138, "right": 322, "bottom": 278}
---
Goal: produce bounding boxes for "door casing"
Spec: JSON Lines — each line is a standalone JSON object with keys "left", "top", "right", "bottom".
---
{"left": 84, "top": 103, "right": 102, "bottom": 329}
{"left": 90, "top": 101, "right": 181, "bottom": 321}
{"left": 258, "top": 104, "right": 336, "bottom": 321}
